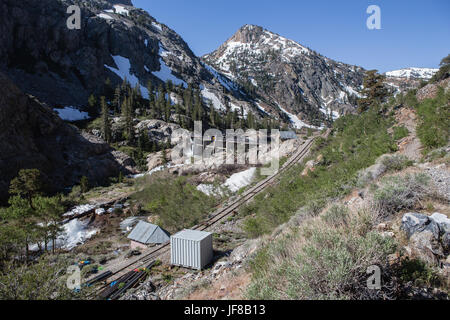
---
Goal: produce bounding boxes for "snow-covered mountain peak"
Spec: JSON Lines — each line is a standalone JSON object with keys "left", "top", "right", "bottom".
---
{"left": 385, "top": 67, "right": 438, "bottom": 80}
{"left": 203, "top": 25, "right": 365, "bottom": 128}
{"left": 205, "top": 25, "right": 311, "bottom": 69}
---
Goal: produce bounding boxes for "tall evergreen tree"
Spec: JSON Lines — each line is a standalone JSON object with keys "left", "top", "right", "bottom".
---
{"left": 88, "top": 94, "right": 97, "bottom": 114}
{"left": 100, "top": 96, "right": 112, "bottom": 143}
{"left": 357, "top": 70, "right": 389, "bottom": 113}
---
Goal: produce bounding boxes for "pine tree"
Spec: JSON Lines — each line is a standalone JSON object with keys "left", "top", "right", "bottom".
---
{"left": 147, "top": 80, "right": 154, "bottom": 117}
{"left": 100, "top": 96, "right": 112, "bottom": 143}
{"left": 357, "top": 70, "right": 389, "bottom": 113}
{"left": 104, "top": 78, "right": 114, "bottom": 100}
{"left": 33, "top": 196, "right": 64, "bottom": 254}
{"left": 88, "top": 94, "right": 97, "bottom": 114}
{"left": 113, "top": 86, "right": 122, "bottom": 115}
{"left": 9, "top": 169, "right": 43, "bottom": 209}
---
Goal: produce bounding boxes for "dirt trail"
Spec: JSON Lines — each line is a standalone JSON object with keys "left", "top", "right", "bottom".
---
{"left": 395, "top": 108, "right": 422, "bottom": 161}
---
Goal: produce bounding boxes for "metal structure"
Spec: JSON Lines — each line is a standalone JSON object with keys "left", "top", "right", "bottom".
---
{"left": 90, "top": 131, "right": 330, "bottom": 299}
{"left": 127, "top": 221, "right": 170, "bottom": 246}
{"left": 170, "top": 230, "right": 213, "bottom": 270}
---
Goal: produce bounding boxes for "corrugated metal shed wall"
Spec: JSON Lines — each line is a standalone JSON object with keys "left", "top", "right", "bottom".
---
{"left": 170, "top": 230, "right": 213, "bottom": 270}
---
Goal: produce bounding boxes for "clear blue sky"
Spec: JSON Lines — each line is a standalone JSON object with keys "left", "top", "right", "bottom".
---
{"left": 132, "top": 0, "right": 449, "bottom": 72}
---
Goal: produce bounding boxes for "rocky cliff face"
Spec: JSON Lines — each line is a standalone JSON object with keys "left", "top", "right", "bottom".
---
{"left": 0, "top": 71, "right": 134, "bottom": 203}
{"left": 0, "top": 0, "right": 212, "bottom": 106}
{"left": 203, "top": 25, "right": 366, "bottom": 126}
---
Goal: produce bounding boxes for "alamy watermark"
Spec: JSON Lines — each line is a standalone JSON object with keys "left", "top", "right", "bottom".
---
{"left": 366, "top": 5, "right": 381, "bottom": 30}
{"left": 66, "top": 265, "right": 81, "bottom": 291}
{"left": 66, "top": 5, "right": 81, "bottom": 30}
{"left": 367, "top": 265, "right": 382, "bottom": 290}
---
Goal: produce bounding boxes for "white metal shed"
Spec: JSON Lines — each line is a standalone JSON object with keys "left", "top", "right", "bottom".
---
{"left": 170, "top": 229, "right": 213, "bottom": 270}
{"left": 127, "top": 221, "right": 170, "bottom": 248}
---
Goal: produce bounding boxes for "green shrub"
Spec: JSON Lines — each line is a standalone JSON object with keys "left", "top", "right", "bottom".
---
{"left": 398, "top": 259, "right": 441, "bottom": 288}
{"left": 372, "top": 173, "right": 430, "bottom": 216}
{"left": 132, "top": 176, "right": 216, "bottom": 233}
{"left": 321, "top": 205, "right": 349, "bottom": 228}
{"left": 246, "top": 211, "right": 397, "bottom": 300}
{"left": 392, "top": 126, "right": 409, "bottom": 140}
{"left": 381, "top": 154, "right": 413, "bottom": 172}
{"left": 416, "top": 88, "right": 450, "bottom": 152}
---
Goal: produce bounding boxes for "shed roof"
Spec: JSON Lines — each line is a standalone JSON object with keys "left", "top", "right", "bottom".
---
{"left": 172, "top": 229, "right": 211, "bottom": 242}
{"left": 127, "top": 221, "right": 170, "bottom": 244}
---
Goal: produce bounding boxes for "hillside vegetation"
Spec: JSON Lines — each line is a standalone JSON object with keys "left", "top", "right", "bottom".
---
{"left": 243, "top": 68, "right": 450, "bottom": 300}
{"left": 240, "top": 105, "right": 399, "bottom": 238}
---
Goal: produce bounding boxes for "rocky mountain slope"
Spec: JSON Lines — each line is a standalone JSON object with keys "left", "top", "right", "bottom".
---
{"left": 0, "top": 0, "right": 263, "bottom": 120}
{"left": 0, "top": 71, "right": 134, "bottom": 204}
{"left": 383, "top": 68, "right": 439, "bottom": 96}
{"left": 0, "top": 1, "right": 369, "bottom": 130}
{"left": 203, "top": 24, "right": 366, "bottom": 127}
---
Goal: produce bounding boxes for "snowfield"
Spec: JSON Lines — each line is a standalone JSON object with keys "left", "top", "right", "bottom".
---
{"left": 277, "top": 104, "right": 321, "bottom": 130}
{"left": 385, "top": 67, "right": 438, "bottom": 80}
{"left": 105, "top": 55, "right": 149, "bottom": 99}
{"left": 54, "top": 106, "right": 90, "bottom": 122}
{"left": 201, "top": 87, "right": 226, "bottom": 111}
{"left": 152, "top": 46, "right": 187, "bottom": 87}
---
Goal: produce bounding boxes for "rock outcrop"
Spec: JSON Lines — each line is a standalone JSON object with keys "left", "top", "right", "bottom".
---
{"left": 401, "top": 212, "right": 449, "bottom": 266}
{"left": 0, "top": 71, "right": 133, "bottom": 203}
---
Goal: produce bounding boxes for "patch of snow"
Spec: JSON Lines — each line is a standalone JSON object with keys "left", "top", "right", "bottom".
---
{"left": 224, "top": 167, "right": 256, "bottom": 192}
{"left": 197, "top": 167, "right": 256, "bottom": 196}
{"left": 95, "top": 208, "right": 106, "bottom": 216}
{"left": 97, "top": 13, "right": 113, "bottom": 20}
{"left": 59, "top": 219, "right": 99, "bottom": 250}
{"left": 343, "top": 85, "right": 362, "bottom": 98}
{"left": 255, "top": 102, "right": 269, "bottom": 115}
{"left": 54, "top": 107, "right": 90, "bottom": 122}
{"left": 201, "top": 88, "right": 226, "bottom": 111}
{"left": 152, "top": 46, "right": 187, "bottom": 87}
{"left": 120, "top": 217, "right": 148, "bottom": 233}
{"left": 196, "top": 184, "right": 218, "bottom": 196}
{"left": 30, "top": 219, "right": 99, "bottom": 251}
{"left": 277, "top": 104, "right": 320, "bottom": 129}
{"left": 113, "top": 5, "right": 129, "bottom": 16}
{"left": 105, "top": 55, "right": 149, "bottom": 98}
{"left": 152, "top": 22, "right": 162, "bottom": 32}
{"left": 63, "top": 204, "right": 96, "bottom": 217}
{"left": 131, "top": 163, "right": 184, "bottom": 179}
{"left": 385, "top": 67, "right": 438, "bottom": 80}
{"left": 230, "top": 102, "right": 247, "bottom": 117}
{"left": 201, "top": 62, "right": 239, "bottom": 92}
